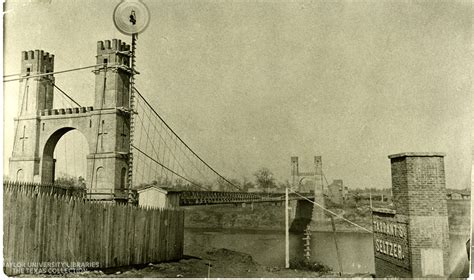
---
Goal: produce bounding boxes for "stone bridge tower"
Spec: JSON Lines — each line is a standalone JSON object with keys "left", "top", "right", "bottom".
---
{"left": 9, "top": 39, "right": 131, "bottom": 199}
{"left": 291, "top": 156, "right": 325, "bottom": 223}
{"left": 9, "top": 50, "right": 55, "bottom": 182}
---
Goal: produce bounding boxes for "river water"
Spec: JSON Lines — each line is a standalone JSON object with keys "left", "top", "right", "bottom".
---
{"left": 184, "top": 227, "right": 469, "bottom": 276}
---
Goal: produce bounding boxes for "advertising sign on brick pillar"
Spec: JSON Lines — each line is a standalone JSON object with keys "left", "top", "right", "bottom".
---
{"left": 373, "top": 152, "right": 450, "bottom": 278}
{"left": 373, "top": 209, "right": 411, "bottom": 277}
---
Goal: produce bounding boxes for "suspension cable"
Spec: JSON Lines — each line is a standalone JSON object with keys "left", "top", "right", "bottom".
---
{"left": 12, "top": 79, "right": 29, "bottom": 153}
{"left": 134, "top": 87, "right": 243, "bottom": 191}
{"left": 45, "top": 78, "right": 81, "bottom": 107}
{"left": 3, "top": 63, "right": 106, "bottom": 83}
{"left": 322, "top": 171, "right": 330, "bottom": 188}
{"left": 138, "top": 99, "right": 210, "bottom": 182}
{"left": 59, "top": 92, "right": 78, "bottom": 179}
{"left": 132, "top": 144, "right": 209, "bottom": 191}
{"left": 135, "top": 107, "right": 194, "bottom": 185}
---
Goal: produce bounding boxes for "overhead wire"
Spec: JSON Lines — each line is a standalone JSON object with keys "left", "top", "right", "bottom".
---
{"left": 289, "top": 189, "right": 372, "bottom": 233}
{"left": 3, "top": 64, "right": 106, "bottom": 83}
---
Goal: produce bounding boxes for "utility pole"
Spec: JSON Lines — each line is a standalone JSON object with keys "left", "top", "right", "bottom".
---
{"left": 287, "top": 156, "right": 297, "bottom": 269}
{"left": 113, "top": 0, "right": 150, "bottom": 202}
{"left": 285, "top": 185, "right": 290, "bottom": 268}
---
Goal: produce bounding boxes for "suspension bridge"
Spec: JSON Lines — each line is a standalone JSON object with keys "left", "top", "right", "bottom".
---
{"left": 4, "top": 39, "right": 316, "bottom": 207}
{"left": 2, "top": 35, "right": 377, "bottom": 277}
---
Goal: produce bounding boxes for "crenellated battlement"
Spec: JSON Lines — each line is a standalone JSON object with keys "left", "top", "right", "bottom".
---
{"left": 40, "top": 106, "right": 94, "bottom": 116}
{"left": 97, "top": 39, "right": 130, "bottom": 54}
{"left": 21, "top": 50, "right": 54, "bottom": 74}
{"left": 22, "top": 50, "right": 55, "bottom": 62}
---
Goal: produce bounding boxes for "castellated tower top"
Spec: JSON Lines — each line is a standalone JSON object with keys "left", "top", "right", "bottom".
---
{"left": 94, "top": 39, "right": 132, "bottom": 109}
{"left": 96, "top": 39, "right": 131, "bottom": 69}
{"left": 21, "top": 50, "right": 54, "bottom": 75}
{"left": 97, "top": 39, "right": 130, "bottom": 54}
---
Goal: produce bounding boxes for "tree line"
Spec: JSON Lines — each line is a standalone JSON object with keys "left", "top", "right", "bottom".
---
{"left": 52, "top": 167, "right": 290, "bottom": 193}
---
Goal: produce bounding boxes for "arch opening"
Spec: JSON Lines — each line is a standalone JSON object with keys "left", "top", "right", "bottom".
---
{"left": 41, "top": 127, "right": 90, "bottom": 187}
{"left": 16, "top": 169, "right": 24, "bottom": 181}
{"left": 94, "top": 166, "right": 104, "bottom": 189}
{"left": 299, "top": 177, "right": 315, "bottom": 193}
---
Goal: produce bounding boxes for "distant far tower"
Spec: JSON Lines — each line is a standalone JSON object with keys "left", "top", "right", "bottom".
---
{"left": 290, "top": 156, "right": 325, "bottom": 222}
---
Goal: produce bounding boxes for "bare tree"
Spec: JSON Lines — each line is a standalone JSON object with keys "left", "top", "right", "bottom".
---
{"left": 253, "top": 167, "right": 276, "bottom": 193}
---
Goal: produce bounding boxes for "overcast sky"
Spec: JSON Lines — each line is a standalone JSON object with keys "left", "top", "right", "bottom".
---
{"left": 3, "top": 0, "right": 471, "bottom": 189}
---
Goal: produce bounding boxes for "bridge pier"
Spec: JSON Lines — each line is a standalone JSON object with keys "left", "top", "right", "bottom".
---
{"left": 289, "top": 199, "right": 315, "bottom": 233}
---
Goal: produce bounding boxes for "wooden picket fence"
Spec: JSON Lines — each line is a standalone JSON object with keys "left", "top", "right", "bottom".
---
{"left": 3, "top": 180, "right": 86, "bottom": 198}
{"left": 3, "top": 184, "right": 184, "bottom": 275}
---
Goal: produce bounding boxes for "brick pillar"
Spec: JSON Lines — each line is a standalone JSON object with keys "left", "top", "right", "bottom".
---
{"left": 387, "top": 152, "right": 449, "bottom": 277}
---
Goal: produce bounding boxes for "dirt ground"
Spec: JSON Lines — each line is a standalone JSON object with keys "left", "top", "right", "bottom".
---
{"left": 18, "top": 247, "right": 370, "bottom": 278}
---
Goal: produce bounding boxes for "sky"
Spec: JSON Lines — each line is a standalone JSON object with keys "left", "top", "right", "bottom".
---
{"left": 3, "top": 0, "right": 472, "bottom": 190}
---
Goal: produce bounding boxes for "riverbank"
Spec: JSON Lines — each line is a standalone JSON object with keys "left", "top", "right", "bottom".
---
{"left": 183, "top": 199, "right": 470, "bottom": 235}
{"left": 183, "top": 202, "right": 373, "bottom": 232}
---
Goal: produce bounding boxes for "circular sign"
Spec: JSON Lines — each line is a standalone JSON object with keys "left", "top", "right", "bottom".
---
{"left": 113, "top": 0, "right": 150, "bottom": 35}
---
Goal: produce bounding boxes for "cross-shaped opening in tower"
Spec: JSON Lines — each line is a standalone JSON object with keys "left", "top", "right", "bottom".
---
{"left": 98, "top": 120, "right": 108, "bottom": 150}
{"left": 20, "top": 126, "right": 28, "bottom": 152}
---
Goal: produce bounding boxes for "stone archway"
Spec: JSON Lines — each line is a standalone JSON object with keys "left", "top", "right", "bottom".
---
{"left": 299, "top": 176, "right": 315, "bottom": 193}
{"left": 40, "top": 127, "right": 91, "bottom": 184}
{"left": 9, "top": 39, "right": 131, "bottom": 199}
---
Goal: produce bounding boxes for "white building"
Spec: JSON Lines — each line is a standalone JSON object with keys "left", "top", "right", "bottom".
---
{"left": 137, "top": 186, "right": 179, "bottom": 209}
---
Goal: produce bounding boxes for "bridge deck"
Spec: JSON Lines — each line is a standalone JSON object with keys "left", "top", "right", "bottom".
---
{"left": 174, "top": 190, "right": 314, "bottom": 206}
